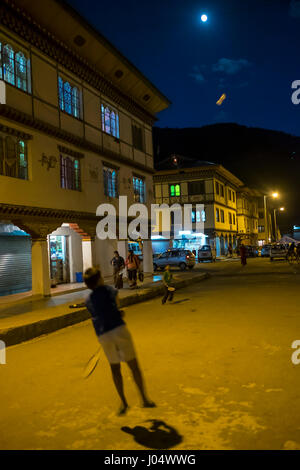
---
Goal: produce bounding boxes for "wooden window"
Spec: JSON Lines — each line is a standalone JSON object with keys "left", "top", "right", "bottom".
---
{"left": 170, "top": 184, "right": 181, "bottom": 197}
{"left": 101, "top": 103, "right": 120, "bottom": 138}
{"left": 58, "top": 77, "right": 81, "bottom": 118}
{"left": 0, "top": 42, "right": 30, "bottom": 92}
{"left": 60, "top": 154, "right": 81, "bottom": 191}
{"left": 133, "top": 176, "right": 145, "bottom": 203}
{"left": 188, "top": 180, "right": 205, "bottom": 196}
{"left": 221, "top": 210, "right": 225, "bottom": 223}
{"left": 0, "top": 136, "right": 28, "bottom": 180}
{"left": 216, "top": 208, "right": 220, "bottom": 222}
{"left": 132, "top": 124, "right": 144, "bottom": 151}
{"left": 103, "top": 166, "right": 118, "bottom": 198}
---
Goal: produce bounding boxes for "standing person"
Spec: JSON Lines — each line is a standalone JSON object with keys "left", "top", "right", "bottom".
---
{"left": 125, "top": 250, "right": 140, "bottom": 288}
{"left": 111, "top": 251, "right": 125, "bottom": 289}
{"left": 162, "top": 265, "right": 174, "bottom": 304}
{"left": 84, "top": 267, "right": 155, "bottom": 415}
{"left": 227, "top": 243, "right": 233, "bottom": 258}
{"left": 240, "top": 244, "right": 247, "bottom": 266}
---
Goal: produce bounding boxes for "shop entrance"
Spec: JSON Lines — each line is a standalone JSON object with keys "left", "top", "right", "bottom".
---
{"left": 49, "top": 235, "right": 70, "bottom": 284}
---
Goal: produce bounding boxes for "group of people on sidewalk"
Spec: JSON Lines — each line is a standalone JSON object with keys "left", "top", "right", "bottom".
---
{"left": 111, "top": 250, "right": 141, "bottom": 290}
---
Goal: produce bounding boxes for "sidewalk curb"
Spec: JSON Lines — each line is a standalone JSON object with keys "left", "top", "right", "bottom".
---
{"left": 0, "top": 273, "right": 210, "bottom": 347}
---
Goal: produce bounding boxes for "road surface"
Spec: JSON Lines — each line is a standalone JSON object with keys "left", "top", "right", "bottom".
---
{"left": 1, "top": 257, "right": 300, "bottom": 450}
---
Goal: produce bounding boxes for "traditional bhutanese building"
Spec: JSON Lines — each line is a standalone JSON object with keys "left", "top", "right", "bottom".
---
{"left": 0, "top": 0, "right": 170, "bottom": 297}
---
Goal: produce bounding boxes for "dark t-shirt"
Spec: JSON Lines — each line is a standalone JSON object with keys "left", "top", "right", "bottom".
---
{"left": 86, "top": 285, "right": 125, "bottom": 336}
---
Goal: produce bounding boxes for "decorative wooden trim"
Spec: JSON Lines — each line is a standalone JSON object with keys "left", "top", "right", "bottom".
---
{"left": 0, "top": 123, "right": 32, "bottom": 140}
{"left": 0, "top": 104, "right": 155, "bottom": 174}
{"left": 0, "top": 0, "right": 156, "bottom": 126}
{"left": 0, "top": 202, "right": 98, "bottom": 221}
{"left": 58, "top": 145, "right": 84, "bottom": 160}
{"left": 102, "top": 160, "right": 119, "bottom": 170}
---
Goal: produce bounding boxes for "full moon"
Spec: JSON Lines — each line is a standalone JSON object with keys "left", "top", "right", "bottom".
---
{"left": 201, "top": 14, "right": 208, "bottom": 22}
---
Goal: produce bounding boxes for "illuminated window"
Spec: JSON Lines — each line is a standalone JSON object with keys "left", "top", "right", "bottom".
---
{"left": 192, "top": 210, "right": 204, "bottom": 223}
{"left": 133, "top": 176, "right": 145, "bottom": 203}
{"left": 103, "top": 166, "right": 118, "bottom": 198}
{"left": 101, "top": 103, "right": 120, "bottom": 138}
{"left": 0, "top": 42, "right": 30, "bottom": 92}
{"left": 170, "top": 184, "right": 181, "bottom": 197}
{"left": 60, "top": 155, "right": 81, "bottom": 191}
{"left": 58, "top": 77, "right": 81, "bottom": 118}
{"left": 0, "top": 136, "right": 28, "bottom": 180}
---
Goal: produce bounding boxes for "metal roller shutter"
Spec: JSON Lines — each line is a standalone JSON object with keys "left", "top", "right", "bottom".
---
{"left": 0, "top": 236, "right": 32, "bottom": 296}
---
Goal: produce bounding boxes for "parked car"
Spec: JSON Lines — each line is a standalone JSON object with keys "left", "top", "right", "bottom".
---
{"left": 270, "top": 244, "right": 288, "bottom": 261}
{"left": 260, "top": 244, "right": 271, "bottom": 257}
{"left": 245, "top": 245, "right": 258, "bottom": 257}
{"left": 198, "top": 245, "right": 216, "bottom": 262}
{"left": 153, "top": 249, "right": 196, "bottom": 271}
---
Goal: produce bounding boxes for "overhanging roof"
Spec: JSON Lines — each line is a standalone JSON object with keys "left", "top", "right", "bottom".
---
{"left": 12, "top": 0, "right": 171, "bottom": 116}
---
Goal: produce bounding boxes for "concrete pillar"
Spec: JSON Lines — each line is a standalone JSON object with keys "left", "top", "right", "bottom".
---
{"left": 143, "top": 240, "right": 153, "bottom": 273}
{"left": 32, "top": 237, "right": 51, "bottom": 297}
{"left": 117, "top": 240, "right": 128, "bottom": 261}
{"left": 82, "top": 238, "right": 96, "bottom": 274}
{"left": 94, "top": 238, "right": 118, "bottom": 277}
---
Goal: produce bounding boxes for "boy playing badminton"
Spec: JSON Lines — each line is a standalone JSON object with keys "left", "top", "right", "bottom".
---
{"left": 84, "top": 267, "right": 155, "bottom": 415}
{"left": 162, "top": 265, "right": 175, "bottom": 304}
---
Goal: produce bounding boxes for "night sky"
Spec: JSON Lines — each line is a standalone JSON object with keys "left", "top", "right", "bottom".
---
{"left": 67, "top": 0, "right": 300, "bottom": 136}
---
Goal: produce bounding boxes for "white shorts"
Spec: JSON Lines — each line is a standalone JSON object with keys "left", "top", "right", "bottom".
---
{"left": 98, "top": 325, "right": 136, "bottom": 364}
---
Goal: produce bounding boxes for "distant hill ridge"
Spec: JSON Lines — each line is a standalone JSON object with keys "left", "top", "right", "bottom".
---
{"left": 153, "top": 123, "right": 300, "bottom": 229}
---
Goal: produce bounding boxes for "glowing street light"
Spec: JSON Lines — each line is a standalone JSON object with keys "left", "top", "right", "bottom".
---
{"left": 201, "top": 14, "right": 208, "bottom": 22}
{"left": 263, "top": 192, "right": 280, "bottom": 243}
{"left": 279, "top": 207, "right": 285, "bottom": 211}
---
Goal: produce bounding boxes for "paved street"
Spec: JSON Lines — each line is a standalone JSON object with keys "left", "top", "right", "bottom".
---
{"left": 1, "top": 258, "right": 300, "bottom": 450}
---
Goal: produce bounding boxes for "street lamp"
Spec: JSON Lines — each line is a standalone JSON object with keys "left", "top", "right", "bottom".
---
{"left": 263, "top": 192, "right": 280, "bottom": 243}
{"left": 273, "top": 207, "right": 285, "bottom": 242}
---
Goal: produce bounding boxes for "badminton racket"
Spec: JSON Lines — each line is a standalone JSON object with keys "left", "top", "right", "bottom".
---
{"left": 82, "top": 347, "right": 101, "bottom": 379}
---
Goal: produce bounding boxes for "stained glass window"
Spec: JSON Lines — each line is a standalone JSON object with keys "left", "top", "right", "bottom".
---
{"left": 58, "top": 77, "right": 64, "bottom": 111}
{"left": 64, "top": 82, "right": 72, "bottom": 114}
{"left": 101, "top": 103, "right": 120, "bottom": 138}
{"left": 72, "top": 87, "right": 80, "bottom": 118}
{"left": 15, "top": 52, "right": 27, "bottom": 91}
{"left": 133, "top": 176, "right": 145, "bottom": 203}
{"left": 58, "top": 77, "right": 81, "bottom": 118}
{"left": 0, "top": 43, "right": 30, "bottom": 92}
{"left": 103, "top": 166, "right": 118, "bottom": 198}
{"left": 3, "top": 44, "right": 15, "bottom": 85}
